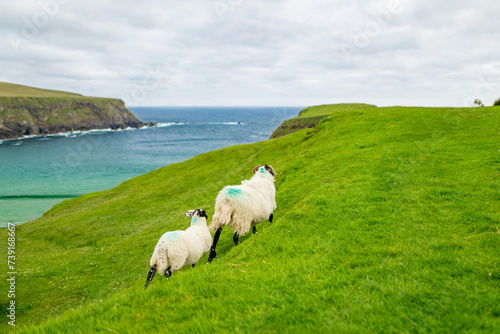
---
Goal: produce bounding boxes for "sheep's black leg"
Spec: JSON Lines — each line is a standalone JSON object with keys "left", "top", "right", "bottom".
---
{"left": 253, "top": 226, "right": 257, "bottom": 234}
{"left": 192, "top": 264, "right": 196, "bottom": 268}
{"left": 233, "top": 232, "right": 239, "bottom": 245}
{"left": 208, "top": 226, "right": 223, "bottom": 262}
{"left": 145, "top": 264, "right": 157, "bottom": 288}
{"left": 268, "top": 214, "right": 274, "bottom": 223}
{"left": 164, "top": 266, "right": 172, "bottom": 279}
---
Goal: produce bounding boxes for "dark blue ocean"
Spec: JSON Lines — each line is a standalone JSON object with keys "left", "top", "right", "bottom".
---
{"left": 0, "top": 106, "right": 302, "bottom": 226}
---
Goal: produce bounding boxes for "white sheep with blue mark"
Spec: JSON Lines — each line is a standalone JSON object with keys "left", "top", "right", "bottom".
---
{"left": 145, "top": 209, "right": 211, "bottom": 287}
{"left": 208, "top": 164, "right": 277, "bottom": 262}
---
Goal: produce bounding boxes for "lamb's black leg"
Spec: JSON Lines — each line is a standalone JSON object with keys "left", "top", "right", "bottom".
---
{"left": 233, "top": 232, "right": 239, "bottom": 245}
{"left": 253, "top": 226, "right": 257, "bottom": 234}
{"left": 269, "top": 214, "right": 274, "bottom": 223}
{"left": 145, "top": 264, "right": 157, "bottom": 288}
{"left": 208, "top": 226, "right": 223, "bottom": 262}
{"left": 192, "top": 264, "right": 196, "bottom": 268}
{"left": 164, "top": 266, "right": 172, "bottom": 279}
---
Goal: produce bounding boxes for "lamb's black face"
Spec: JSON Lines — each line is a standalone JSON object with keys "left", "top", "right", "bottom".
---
{"left": 185, "top": 209, "right": 207, "bottom": 218}
{"left": 193, "top": 209, "right": 208, "bottom": 219}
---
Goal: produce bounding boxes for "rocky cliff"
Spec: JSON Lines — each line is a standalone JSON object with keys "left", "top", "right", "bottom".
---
{"left": 0, "top": 97, "right": 144, "bottom": 140}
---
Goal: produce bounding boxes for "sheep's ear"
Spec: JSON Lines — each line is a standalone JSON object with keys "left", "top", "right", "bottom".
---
{"left": 252, "top": 165, "right": 261, "bottom": 174}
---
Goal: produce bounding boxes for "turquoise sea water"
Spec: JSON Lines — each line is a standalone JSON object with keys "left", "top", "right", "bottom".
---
{"left": 0, "top": 106, "right": 302, "bottom": 226}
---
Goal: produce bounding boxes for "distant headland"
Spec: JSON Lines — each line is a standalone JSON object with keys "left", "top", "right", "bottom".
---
{"left": 0, "top": 82, "right": 151, "bottom": 140}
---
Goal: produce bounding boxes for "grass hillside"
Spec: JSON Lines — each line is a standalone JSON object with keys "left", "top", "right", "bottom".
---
{"left": 298, "top": 103, "right": 377, "bottom": 118}
{"left": 0, "top": 82, "right": 83, "bottom": 98}
{"left": 1, "top": 106, "right": 499, "bottom": 332}
{"left": 270, "top": 103, "right": 377, "bottom": 138}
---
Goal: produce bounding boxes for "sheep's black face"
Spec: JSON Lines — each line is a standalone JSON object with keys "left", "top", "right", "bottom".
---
{"left": 253, "top": 164, "right": 276, "bottom": 177}
{"left": 264, "top": 165, "right": 275, "bottom": 176}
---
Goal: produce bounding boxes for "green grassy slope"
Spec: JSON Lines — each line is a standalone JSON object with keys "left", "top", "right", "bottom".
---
{"left": 298, "top": 103, "right": 377, "bottom": 118}
{"left": 270, "top": 103, "right": 377, "bottom": 139}
{"left": 0, "top": 82, "right": 83, "bottom": 98}
{"left": 1, "top": 106, "right": 499, "bottom": 332}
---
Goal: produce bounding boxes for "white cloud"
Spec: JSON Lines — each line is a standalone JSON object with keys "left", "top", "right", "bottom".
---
{"left": 0, "top": 0, "right": 499, "bottom": 107}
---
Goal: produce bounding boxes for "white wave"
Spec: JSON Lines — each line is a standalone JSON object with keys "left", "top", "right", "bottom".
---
{"left": 155, "top": 122, "right": 187, "bottom": 127}
{"left": 0, "top": 121, "right": 208, "bottom": 145}
{"left": 203, "top": 122, "right": 245, "bottom": 125}
{"left": 20, "top": 134, "right": 40, "bottom": 139}
{"left": 87, "top": 128, "right": 115, "bottom": 134}
{"left": 0, "top": 126, "right": 143, "bottom": 144}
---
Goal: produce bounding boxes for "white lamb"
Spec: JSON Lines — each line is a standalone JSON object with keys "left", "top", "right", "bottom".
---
{"left": 145, "top": 209, "right": 211, "bottom": 288}
{"left": 208, "top": 164, "right": 277, "bottom": 262}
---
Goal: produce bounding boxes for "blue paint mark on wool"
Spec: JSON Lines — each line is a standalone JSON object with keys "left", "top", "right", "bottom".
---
{"left": 164, "top": 231, "right": 180, "bottom": 241}
{"left": 226, "top": 187, "right": 243, "bottom": 197}
{"left": 191, "top": 217, "right": 199, "bottom": 225}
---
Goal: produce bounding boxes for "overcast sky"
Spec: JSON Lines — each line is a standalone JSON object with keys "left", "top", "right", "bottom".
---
{"left": 1, "top": 0, "right": 499, "bottom": 107}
